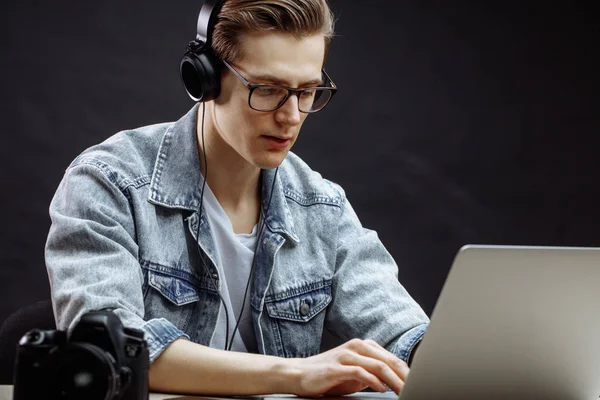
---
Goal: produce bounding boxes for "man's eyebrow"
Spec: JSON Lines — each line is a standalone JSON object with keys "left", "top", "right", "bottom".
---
{"left": 248, "top": 73, "right": 323, "bottom": 87}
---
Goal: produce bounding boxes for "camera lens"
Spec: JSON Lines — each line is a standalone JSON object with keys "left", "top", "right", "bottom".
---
{"left": 22, "top": 330, "right": 42, "bottom": 344}
{"left": 47, "top": 343, "right": 120, "bottom": 400}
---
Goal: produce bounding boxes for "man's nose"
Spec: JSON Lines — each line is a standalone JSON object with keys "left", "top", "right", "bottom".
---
{"left": 275, "top": 94, "right": 302, "bottom": 126}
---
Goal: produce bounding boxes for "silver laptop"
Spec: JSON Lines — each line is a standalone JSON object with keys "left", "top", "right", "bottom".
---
{"left": 399, "top": 245, "right": 600, "bottom": 400}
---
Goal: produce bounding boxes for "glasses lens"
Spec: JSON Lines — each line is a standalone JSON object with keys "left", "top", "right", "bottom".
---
{"left": 250, "top": 86, "right": 289, "bottom": 111}
{"left": 250, "top": 86, "right": 334, "bottom": 113}
{"left": 299, "top": 89, "right": 333, "bottom": 113}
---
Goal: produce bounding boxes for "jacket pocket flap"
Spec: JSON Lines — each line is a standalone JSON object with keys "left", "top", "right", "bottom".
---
{"left": 266, "top": 282, "right": 332, "bottom": 322}
{"left": 147, "top": 269, "right": 200, "bottom": 306}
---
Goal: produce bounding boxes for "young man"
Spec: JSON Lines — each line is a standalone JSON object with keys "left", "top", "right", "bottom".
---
{"left": 45, "top": 0, "right": 429, "bottom": 396}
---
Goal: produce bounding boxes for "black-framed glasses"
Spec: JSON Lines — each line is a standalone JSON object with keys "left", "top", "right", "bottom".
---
{"left": 222, "top": 60, "right": 337, "bottom": 113}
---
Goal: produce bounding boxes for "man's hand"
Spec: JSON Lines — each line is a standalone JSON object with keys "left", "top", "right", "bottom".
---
{"left": 288, "top": 338, "right": 410, "bottom": 397}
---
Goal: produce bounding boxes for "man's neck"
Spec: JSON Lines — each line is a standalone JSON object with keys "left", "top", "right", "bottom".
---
{"left": 197, "top": 106, "right": 262, "bottom": 234}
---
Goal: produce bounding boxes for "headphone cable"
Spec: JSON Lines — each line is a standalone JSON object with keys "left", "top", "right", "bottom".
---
{"left": 195, "top": 102, "right": 279, "bottom": 352}
{"left": 195, "top": 101, "right": 231, "bottom": 350}
{"left": 227, "top": 166, "right": 279, "bottom": 351}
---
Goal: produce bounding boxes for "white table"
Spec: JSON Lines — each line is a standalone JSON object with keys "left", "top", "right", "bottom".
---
{"left": 0, "top": 385, "right": 218, "bottom": 400}
{"left": 0, "top": 385, "right": 397, "bottom": 400}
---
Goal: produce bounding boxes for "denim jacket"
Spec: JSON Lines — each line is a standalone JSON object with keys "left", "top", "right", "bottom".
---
{"left": 45, "top": 105, "right": 429, "bottom": 363}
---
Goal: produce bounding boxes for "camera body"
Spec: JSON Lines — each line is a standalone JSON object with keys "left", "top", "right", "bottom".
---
{"left": 13, "top": 310, "right": 149, "bottom": 400}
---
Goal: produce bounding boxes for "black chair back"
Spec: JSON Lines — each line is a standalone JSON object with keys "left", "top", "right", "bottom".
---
{"left": 0, "top": 300, "right": 56, "bottom": 384}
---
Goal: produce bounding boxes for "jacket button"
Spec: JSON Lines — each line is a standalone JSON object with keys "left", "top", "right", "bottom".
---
{"left": 300, "top": 302, "right": 310, "bottom": 316}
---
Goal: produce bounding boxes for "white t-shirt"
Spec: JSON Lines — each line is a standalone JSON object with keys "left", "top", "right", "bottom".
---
{"left": 201, "top": 184, "right": 258, "bottom": 352}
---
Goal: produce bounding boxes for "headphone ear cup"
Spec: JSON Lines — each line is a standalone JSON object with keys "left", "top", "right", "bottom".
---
{"left": 180, "top": 49, "right": 222, "bottom": 102}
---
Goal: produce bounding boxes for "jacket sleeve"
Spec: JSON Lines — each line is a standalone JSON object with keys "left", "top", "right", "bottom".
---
{"left": 45, "top": 160, "right": 188, "bottom": 362}
{"left": 325, "top": 193, "right": 429, "bottom": 364}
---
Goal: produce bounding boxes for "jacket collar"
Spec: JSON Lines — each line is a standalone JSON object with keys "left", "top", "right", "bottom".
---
{"left": 261, "top": 167, "right": 299, "bottom": 243}
{"left": 148, "top": 105, "right": 299, "bottom": 243}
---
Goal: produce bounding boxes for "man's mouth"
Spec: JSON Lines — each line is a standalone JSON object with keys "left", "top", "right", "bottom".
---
{"left": 262, "top": 135, "right": 293, "bottom": 149}
{"left": 264, "top": 135, "right": 292, "bottom": 141}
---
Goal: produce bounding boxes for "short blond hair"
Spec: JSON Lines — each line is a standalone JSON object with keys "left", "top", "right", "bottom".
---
{"left": 211, "top": 0, "right": 335, "bottom": 63}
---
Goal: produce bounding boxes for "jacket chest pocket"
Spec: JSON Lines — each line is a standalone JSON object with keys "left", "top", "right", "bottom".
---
{"left": 143, "top": 267, "right": 202, "bottom": 331}
{"left": 264, "top": 280, "right": 332, "bottom": 357}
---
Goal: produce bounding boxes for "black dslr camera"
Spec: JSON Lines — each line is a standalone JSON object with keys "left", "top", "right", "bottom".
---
{"left": 13, "top": 310, "right": 149, "bottom": 400}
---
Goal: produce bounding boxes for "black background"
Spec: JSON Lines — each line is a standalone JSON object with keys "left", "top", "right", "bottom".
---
{"left": 1, "top": 1, "right": 599, "bottom": 325}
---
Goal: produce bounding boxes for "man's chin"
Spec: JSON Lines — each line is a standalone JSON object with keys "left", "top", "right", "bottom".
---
{"left": 255, "top": 152, "right": 288, "bottom": 170}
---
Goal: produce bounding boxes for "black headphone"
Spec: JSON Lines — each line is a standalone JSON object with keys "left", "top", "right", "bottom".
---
{"left": 180, "top": 0, "right": 226, "bottom": 102}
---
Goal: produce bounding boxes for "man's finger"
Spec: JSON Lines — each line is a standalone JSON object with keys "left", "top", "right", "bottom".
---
{"left": 338, "top": 350, "right": 405, "bottom": 394}
{"left": 333, "top": 365, "right": 388, "bottom": 393}
{"left": 353, "top": 339, "right": 411, "bottom": 382}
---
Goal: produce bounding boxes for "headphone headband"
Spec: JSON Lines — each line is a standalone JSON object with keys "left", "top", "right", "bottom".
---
{"left": 195, "top": 0, "right": 225, "bottom": 45}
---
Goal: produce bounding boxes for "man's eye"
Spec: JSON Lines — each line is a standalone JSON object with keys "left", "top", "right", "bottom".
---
{"left": 300, "top": 90, "right": 316, "bottom": 99}
{"left": 256, "top": 87, "right": 278, "bottom": 96}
